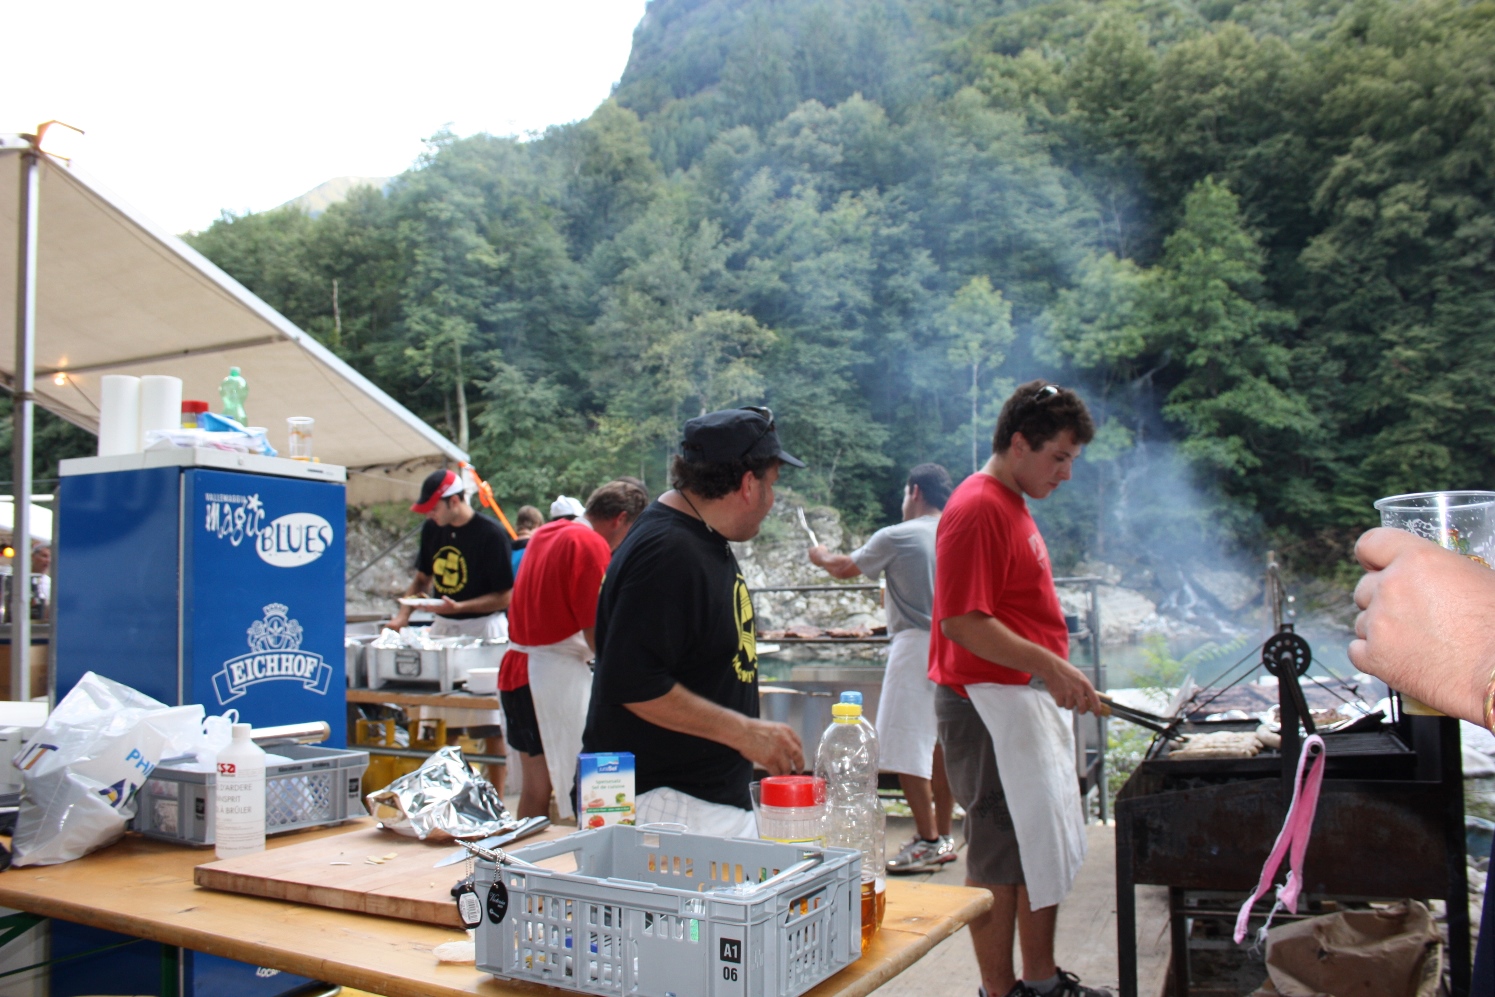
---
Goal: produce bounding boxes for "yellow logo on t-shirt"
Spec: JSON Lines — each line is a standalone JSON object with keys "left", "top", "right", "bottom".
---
{"left": 733, "top": 573, "right": 757, "bottom": 683}
{"left": 432, "top": 546, "right": 468, "bottom": 595}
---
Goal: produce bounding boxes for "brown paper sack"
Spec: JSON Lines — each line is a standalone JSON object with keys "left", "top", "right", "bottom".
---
{"left": 1249, "top": 900, "right": 1442, "bottom": 997}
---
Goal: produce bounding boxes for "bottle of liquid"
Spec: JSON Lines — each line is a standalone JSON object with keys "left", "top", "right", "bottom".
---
{"left": 219, "top": 366, "right": 248, "bottom": 424}
{"left": 815, "top": 691, "right": 885, "bottom": 949}
{"left": 215, "top": 723, "right": 266, "bottom": 859}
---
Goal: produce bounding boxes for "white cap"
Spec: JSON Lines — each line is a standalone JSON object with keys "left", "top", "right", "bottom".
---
{"left": 549, "top": 495, "right": 585, "bottom": 519}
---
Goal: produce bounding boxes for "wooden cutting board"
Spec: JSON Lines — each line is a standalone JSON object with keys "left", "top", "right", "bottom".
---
{"left": 193, "top": 819, "right": 568, "bottom": 927}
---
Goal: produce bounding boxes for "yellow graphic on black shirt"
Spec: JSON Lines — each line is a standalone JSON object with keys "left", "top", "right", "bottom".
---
{"left": 431, "top": 546, "right": 467, "bottom": 596}
{"left": 733, "top": 573, "right": 757, "bottom": 683}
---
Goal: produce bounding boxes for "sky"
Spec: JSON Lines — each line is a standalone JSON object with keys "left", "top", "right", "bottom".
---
{"left": 3, "top": 1, "right": 650, "bottom": 234}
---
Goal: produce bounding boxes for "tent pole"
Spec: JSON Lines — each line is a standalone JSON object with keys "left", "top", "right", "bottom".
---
{"left": 11, "top": 148, "right": 39, "bottom": 703}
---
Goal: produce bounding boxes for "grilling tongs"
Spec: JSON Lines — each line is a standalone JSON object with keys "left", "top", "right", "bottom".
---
{"left": 1097, "top": 694, "right": 1186, "bottom": 741}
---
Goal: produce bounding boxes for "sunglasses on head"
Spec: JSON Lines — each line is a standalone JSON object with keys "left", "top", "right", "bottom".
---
{"left": 738, "top": 406, "right": 775, "bottom": 459}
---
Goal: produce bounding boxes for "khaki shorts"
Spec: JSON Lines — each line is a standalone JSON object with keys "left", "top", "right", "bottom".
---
{"left": 936, "top": 684, "right": 1024, "bottom": 885}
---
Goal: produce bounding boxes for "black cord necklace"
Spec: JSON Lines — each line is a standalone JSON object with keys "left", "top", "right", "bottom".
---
{"left": 677, "top": 490, "right": 716, "bottom": 535}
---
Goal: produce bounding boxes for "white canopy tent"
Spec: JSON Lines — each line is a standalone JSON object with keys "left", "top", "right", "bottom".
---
{"left": 0, "top": 501, "right": 52, "bottom": 543}
{"left": 1, "top": 136, "right": 467, "bottom": 698}
{"left": 0, "top": 145, "right": 466, "bottom": 471}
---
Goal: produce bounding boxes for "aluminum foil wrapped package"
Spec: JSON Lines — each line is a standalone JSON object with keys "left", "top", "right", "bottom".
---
{"left": 365, "top": 746, "right": 517, "bottom": 840}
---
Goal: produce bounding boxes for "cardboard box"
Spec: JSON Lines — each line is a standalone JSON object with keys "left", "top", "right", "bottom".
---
{"left": 577, "top": 752, "right": 635, "bottom": 829}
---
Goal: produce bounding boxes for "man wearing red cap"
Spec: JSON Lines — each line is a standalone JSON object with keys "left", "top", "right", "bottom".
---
{"left": 390, "top": 468, "right": 515, "bottom": 637}
{"left": 390, "top": 469, "right": 515, "bottom": 776}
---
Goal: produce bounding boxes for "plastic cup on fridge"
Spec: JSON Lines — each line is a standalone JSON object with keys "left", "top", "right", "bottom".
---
{"left": 287, "top": 417, "right": 314, "bottom": 460}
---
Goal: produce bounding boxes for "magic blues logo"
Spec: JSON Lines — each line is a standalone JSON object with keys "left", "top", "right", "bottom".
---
{"left": 204, "top": 492, "right": 334, "bottom": 568}
{"left": 212, "top": 603, "right": 332, "bottom": 705}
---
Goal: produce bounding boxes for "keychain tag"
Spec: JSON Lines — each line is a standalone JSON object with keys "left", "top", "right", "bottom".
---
{"left": 455, "top": 881, "right": 483, "bottom": 928}
{"left": 487, "top": 876, "right": 509, "bottom": 923}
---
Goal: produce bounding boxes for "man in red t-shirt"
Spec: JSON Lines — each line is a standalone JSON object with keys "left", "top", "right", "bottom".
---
{"left": 929, "top": 381, "right": 1107, "bottom": 997}
{"left": 500, "top": 480, "right": 648, "bottom": 818}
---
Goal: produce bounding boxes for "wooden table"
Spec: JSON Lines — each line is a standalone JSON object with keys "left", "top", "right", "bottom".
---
{"left": 0, "top": 826, "right": 992, "bottom": 997}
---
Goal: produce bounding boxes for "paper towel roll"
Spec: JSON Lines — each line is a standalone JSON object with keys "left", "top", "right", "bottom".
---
{"left": 138, "top": 375, "right": 183, "bottom": 447}
{"left": 98, "top": 375, "right": 140, "bottom": 457}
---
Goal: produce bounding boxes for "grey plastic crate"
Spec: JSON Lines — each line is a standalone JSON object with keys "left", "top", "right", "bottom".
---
{"left": 131, "top": 744, "right": 369, "bottom": 845}
{"left": 474, "top": 824, "right": 862, "bottom": 997}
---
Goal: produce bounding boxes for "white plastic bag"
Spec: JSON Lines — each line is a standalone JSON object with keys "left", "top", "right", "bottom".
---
{"left": 11, "top": 672, "right": 204, "bottom": 866}
{"left": 157, "top": 710, "right": 240, "bottom": 772}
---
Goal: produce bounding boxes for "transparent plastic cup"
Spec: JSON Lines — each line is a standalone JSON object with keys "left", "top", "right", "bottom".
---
{"left": 287, "top": 416, "right": 314, "bottom": 460}
{"left": 1373, "top": 490, "right": 1495, "bottom": 714}
{"left": 1374, "top": 491, "right": 1495, "bottom": 566}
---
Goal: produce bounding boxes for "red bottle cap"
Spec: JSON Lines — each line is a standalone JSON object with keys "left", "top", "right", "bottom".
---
{"left": 760, "top": 775, "right": 825, "bottom": 808}
{"left": 181, "top": 400, "right": 209, "bottom": 413}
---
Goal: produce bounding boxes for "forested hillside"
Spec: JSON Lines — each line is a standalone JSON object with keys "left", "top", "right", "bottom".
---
{"left": 182, "top": 0, "right": 1495, "bottom": 575}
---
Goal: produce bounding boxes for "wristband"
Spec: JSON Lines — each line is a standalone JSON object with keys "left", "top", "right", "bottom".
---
{"left": 1485, "top": 666, "right": 1495, "bottom": 733}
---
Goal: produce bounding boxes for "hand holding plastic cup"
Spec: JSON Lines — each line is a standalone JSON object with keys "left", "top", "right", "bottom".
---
{"left": 1372, "top": 490, "right": 1495, "bottom": 713}
{"left": 287, "top": 417, "right": 314, "bottom": 460}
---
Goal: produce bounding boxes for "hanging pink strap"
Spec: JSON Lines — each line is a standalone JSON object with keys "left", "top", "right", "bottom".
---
{"left": 1233, "top": 734, "right": 1327, "bottom": 943}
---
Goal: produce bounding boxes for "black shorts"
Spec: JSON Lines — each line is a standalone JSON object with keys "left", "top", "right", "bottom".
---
{"left": 500, "top": 685, "right": 544, "bottom": 757}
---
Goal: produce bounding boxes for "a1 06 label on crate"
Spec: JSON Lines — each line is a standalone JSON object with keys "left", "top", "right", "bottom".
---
{"left": 714, "top": 929, "right": 746, "bottom": 996}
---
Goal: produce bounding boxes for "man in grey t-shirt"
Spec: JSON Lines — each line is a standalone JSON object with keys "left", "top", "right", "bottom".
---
{"left": 809, "top": 463, "right": 956, "bottom": 873}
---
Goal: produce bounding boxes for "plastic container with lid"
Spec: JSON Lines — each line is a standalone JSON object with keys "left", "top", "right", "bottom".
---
{"left": 753, "top": 774, "right": 826, "bottom": 845}
{"left": 180, "top": 400, "right": 209, "bottom": 429}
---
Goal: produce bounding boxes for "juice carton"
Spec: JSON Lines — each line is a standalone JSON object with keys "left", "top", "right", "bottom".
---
{"left": 577, "top": 752, "right": 635, "bottom": 829}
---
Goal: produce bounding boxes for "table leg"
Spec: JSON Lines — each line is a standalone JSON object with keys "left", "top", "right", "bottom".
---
{"left": 1117, "top": 816, "right": 1138, "bottom": 997}
{"left": 1169, "top": 888, "right": 1189, "bottom": 997}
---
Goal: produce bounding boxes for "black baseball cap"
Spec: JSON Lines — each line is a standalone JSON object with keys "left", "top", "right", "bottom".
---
{"left": 411, "top": 468, "right": 464, "bottom": 513}
{"left": 680, "top": 407, "right": 806, "bottom": 467}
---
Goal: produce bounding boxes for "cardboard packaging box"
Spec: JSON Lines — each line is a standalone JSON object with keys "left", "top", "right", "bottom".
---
{"left": 578, "top": 752, "right": 635, "bottom": 829}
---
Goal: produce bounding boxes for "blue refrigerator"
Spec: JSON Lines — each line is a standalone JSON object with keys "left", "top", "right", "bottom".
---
{"left": 52, "top": 448, "right": 348, "bottom": 997}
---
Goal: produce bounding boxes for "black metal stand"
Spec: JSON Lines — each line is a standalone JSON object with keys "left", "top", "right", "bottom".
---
{"left": 1116, "top": 707, "right": 1468, "bottom": 996}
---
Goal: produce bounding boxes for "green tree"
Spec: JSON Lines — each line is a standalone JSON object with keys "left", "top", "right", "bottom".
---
{"left": 936, "top": 276, "right": 1015, "bottom": 473}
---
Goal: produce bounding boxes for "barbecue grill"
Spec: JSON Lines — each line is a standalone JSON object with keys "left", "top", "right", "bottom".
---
{"left": 1113, "top": 560, "right": 1469, "bottom": 995}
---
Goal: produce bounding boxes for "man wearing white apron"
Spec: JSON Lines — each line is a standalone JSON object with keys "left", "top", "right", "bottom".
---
{"left": 504, "top": 480, "right": 648, "bottom": 820}
{"left": 929, "top": 381, "right": 1108, "bottom": 997}
{"left": 809, "top": 462, "right": 957, "bottom": 873}
{"left": 390, "top": 469, "right": 515, "bottom": 780}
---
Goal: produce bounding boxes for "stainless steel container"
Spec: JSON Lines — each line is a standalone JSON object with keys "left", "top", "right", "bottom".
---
{"left": 758, "top": 666, "right": 885, "bottom": 764}
{"left": 368, "top": 640, "right": 507, "bottom": 692}
{"left": 345, "top": 635, "right": 375, "bottom": 689}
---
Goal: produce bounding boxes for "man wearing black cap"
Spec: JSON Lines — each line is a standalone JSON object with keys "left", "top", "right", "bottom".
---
{"left": 580, "top": 407, "right": 806, "bottom": 836}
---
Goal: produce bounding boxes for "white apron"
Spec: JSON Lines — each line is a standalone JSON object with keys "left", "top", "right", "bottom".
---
{"left": 875, "top": 627, "right": 937, "bottom": 779}
{"left": 513, "top": 631, "right": 593, "bottom": 820}
{"left": 965, "top": 682, "right": 1087, "bottom": 911}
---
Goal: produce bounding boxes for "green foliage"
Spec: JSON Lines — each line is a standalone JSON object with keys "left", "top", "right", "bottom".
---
{"left": 181, "top": 0, "right": 1495, "bottom": 570}
{"left": 0, "top": 396, "right": 96, "bottom": 486}
{"left": 1135, "top": 631, "right": 1252, "bottom": 692}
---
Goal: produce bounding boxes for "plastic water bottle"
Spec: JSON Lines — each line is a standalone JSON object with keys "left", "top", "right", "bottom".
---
{"left": 215, "top": 723, "right": 266, "bottom": 859}
{"left": 219, "top": 366, "right": 248, "bottom": 424}
{"left": 815, "top": 691, "right": 885, "bottom": 948}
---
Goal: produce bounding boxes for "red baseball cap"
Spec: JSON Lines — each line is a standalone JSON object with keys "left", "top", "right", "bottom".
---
{"left": 411, "top": 469, "right": 464, "bottom": 513}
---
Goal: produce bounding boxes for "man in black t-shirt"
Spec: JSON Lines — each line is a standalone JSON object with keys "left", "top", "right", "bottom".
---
{"left": 389, "top": 468, "right": 514, "bottom": 779}
{"left": 581, "top": 407, "right": 806, "bottom": 837}
{"left": 390, "top": 468, "right": 515, "bottom": 638}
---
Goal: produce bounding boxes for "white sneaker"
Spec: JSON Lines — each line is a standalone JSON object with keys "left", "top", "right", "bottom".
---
{"left": 886, "top": 836, "right": 958, "bottom": 874}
